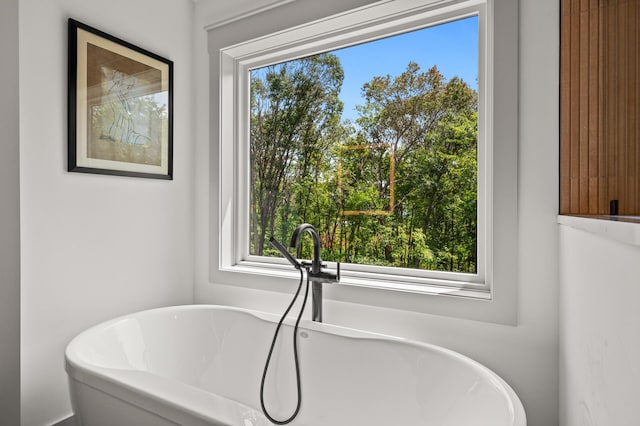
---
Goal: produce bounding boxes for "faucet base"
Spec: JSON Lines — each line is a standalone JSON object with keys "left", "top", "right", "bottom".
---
{"left": 311, "top": 281, "right": 323, "bottom": 322}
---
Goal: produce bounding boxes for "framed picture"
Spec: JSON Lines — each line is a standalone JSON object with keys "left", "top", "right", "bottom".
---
{"left": 68, "top": 19, "right": 173, "bottom": 179}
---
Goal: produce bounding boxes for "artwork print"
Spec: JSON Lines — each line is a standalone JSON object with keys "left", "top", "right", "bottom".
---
{"left": 68, "top": 19, "right": 173, "bottom": 179}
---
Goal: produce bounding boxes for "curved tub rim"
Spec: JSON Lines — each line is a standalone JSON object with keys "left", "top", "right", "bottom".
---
{"left": 65, "top": 304, "right": 526, "bottom": 426}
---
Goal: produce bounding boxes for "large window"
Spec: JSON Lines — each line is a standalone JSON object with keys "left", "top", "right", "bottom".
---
{"left": 214, "top": 0, "right": 518, "bottom": 320}
{"left": 249, "top": 17, "right": 480, "bottom": 276}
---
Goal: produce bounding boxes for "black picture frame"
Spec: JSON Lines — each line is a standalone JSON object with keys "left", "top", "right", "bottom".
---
{"left": 68, "top": 19, "right": 173, "bottom": 179}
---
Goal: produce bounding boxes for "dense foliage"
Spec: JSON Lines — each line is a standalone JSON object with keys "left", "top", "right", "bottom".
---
{"left": 250, "top": 53, "right": 478, "bottom": 274}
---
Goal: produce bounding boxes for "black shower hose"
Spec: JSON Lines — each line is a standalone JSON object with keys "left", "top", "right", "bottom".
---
{"left": 260, "top": 267, "right": 310, "bottom": 425}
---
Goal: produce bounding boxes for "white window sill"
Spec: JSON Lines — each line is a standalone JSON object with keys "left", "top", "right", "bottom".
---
{"left": 215, "top": 262, "right": 520, "bottom": 326}
{"left": 558, "top": 215, "right": 640, "bottom": 247}
{"left": 223, "top": 262, "right": 492, "bottom": 300}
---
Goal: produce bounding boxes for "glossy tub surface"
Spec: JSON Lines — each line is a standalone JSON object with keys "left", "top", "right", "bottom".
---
{"left": 65, "top": 305, "right": 526, "bottom": 425}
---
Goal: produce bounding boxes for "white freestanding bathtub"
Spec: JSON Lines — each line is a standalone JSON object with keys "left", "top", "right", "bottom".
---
{"left": 65, "top": 305, "right": 526, "bottom": 426}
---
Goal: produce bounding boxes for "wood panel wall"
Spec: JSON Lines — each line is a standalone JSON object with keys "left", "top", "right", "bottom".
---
{"left": 560, "top": 0, "right": 640, "bottom": 215}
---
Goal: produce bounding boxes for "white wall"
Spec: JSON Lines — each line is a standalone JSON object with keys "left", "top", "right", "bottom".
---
{"left": 19, "top": 0, "right": 195, "bottom": 424}
{"left": 0, "top": 0, "right": 21, "bottom": 423}
{"left": 559, "top": 224, "right": 640, "bottom": 426}
{"left": 194, "top": 1, "right": 560, "bottom": 426}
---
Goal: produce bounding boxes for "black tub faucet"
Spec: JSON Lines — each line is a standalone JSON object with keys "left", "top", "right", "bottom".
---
{"left": 270, "top": 223, "right": 340, "bottom": 322}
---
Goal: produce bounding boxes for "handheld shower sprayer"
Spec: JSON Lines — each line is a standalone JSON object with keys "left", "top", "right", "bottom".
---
{"left": 269, "top": 236, "right": 301, "bottom": 270}
{"left": 260, "top": 236, "right": 309, "bottom": 424}
{"left": 261, "top": 227, "right": 340, "bottom": 424}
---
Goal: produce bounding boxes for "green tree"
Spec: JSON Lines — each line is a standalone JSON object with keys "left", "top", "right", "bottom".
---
{"left": 355, "top": 63, "right": 478, "bottom": 271}
{"left": 250, "top": 54, "right": 344, "bottom": 255}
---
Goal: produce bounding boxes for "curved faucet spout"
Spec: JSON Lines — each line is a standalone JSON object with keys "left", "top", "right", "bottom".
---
{"left": 289, "top": 223, "right": 322, "bottom": 274}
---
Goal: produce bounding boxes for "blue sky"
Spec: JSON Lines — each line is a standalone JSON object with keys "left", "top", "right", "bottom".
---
{"left": 332, "top": 15, "right": 478, "bottom": 122}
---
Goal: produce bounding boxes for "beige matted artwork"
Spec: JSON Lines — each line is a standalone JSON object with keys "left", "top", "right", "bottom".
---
{"left": 68, "top": 19, "right": 173, "bottom": 179}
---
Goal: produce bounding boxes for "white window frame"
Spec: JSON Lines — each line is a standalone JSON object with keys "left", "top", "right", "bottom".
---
{"left": 211, "top": 0, "right": 518, "bottom": 324}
